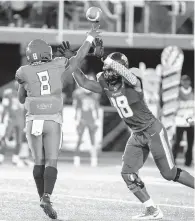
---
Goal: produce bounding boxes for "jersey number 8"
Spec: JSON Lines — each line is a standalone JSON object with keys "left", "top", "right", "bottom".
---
{"left": 37, "top": 71, "right": 51, "bottom": 95}
{"left": 110, "top": 95, "right": 133, "bottom": 118}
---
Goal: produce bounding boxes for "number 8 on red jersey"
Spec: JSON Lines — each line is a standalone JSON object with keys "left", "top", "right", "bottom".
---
{"left": 37, "top": 70, "right": 51, "bottom": 95}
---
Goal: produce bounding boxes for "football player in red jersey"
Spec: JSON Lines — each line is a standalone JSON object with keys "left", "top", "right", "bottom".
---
{"left": 62, "top": 40, "right": 195, "bottom": 220}
{"left": 15, "top": 25, "right": 100, "bottom": 219}
{"left": 73, "top": 86, "right": 100, "bottom": 167}
{"left": 0, "top": 82, "right": 25, "bottom": 167}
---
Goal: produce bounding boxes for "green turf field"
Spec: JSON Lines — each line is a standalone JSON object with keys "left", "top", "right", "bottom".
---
{"left": 0, "top": 158, "right": 194, "bottom": 221}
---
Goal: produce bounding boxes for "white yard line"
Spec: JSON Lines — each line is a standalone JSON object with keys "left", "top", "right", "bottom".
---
{"left": 61, "top": 194, "right": 194, "bottom": 209}
{"left": 0, "top": 189, "right": 193, "bottom": 210}
{"left": 0, "top": 173, "right": 187, "bottom": 187}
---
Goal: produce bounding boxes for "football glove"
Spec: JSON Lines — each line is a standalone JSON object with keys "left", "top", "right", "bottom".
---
{"left": 88, "top": 37, "right": 104, "bottom": 58}
{"left": 57, "top": 40, "right": 96, "bottom": 58}
{"left": 57, "top": 38, "right": 104, "bottom": 59}
{"left": 57, "top": 41, "right": 76, "bottom": 59}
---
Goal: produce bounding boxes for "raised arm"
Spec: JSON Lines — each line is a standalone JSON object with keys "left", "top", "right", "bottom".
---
{"left": 64, "top": 26, "right": 100, "bottom": 74}
{"left": 72, "top": 69, "right": 102, "bottom": 94}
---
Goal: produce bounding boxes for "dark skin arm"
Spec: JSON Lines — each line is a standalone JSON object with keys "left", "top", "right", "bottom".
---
{"left": 15, "top": 67, "right": 27, "bottom": 104}
{"left": 72, "top": 69, "right": 102, "bottom": 94}
{"left": 18, "top": 84, "right": 27, "bottom": 104}
{"left": 63, "top": 25, "right": 100, "bottom": 75}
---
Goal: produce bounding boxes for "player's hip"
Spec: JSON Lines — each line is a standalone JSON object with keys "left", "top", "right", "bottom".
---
{"left": 78, "top": 119, "right": 97, "bottom": 126}
{"left": 26, "top": 121, "right": 63, "bottom": 155}
{"left": 80, "top": 113, "right": 96, "bottom": 121}
{"left": 126, "top": 117, "right": 156, "bottom": 133}
{"left": 25, "top": 96, "right": 63, "bottom": 115}
{"left": 144, "top": 119, "right": 164, "bottom": 136}
{"left": 26, "top": 120, "right": 62, "bottom": 138}
{"left": 26, "top": 113, "right": 63, "bottom": 125}
{"left": 129, "top": 119, "right": 164, "bottom": 146}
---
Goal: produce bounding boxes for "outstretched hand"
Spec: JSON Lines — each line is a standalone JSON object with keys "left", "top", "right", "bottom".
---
{"left": 57, "top": 41, "right": 76, "bottom": 59}
{"left": 93, "top": 38, "right": 104, "bottom": 58}
{"left": 88, "top": 37, "right": 105, "bottom": 58}
{"left": 87, "top": 24, "right": 101, "bottom": 39}
{"left": 57, "top": 24, "right": 102, "bottom": 59}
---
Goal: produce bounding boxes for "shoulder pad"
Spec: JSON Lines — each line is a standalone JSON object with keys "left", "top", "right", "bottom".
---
{"left": 15, "top": 66, "right": 25, "bottom": 84}
{"left": 54, "top": 57, "right": 69, "bottom": 68}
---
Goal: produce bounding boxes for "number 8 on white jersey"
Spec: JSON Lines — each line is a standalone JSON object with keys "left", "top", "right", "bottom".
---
{"left": 37, "top": 71, "right": 51, "bottom": 95}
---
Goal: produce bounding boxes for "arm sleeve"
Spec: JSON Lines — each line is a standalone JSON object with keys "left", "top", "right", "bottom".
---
{"left": 105, "top": 58, "right": 138, "bottom": 86}
{"left": 96, "top": 72, "right": 108, "bottom": 89}
{"left": 15, "top": 67, "right": 25, "bottom": 84}
{"left": 18, "top": 84, "right": 27, "bottom": 104}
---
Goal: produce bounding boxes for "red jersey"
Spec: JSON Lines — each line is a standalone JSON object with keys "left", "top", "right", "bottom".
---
{"left": 15, "top": 57, "right": 68, "bottom": 124}
{"left": 73, "top": 88, "right": 99, "bottom": 121}
{"left": 2, "top": 88, "right": 24, "bottom": 120}
{"left": 97, "top": 72, "right": 155, "bottom": 132}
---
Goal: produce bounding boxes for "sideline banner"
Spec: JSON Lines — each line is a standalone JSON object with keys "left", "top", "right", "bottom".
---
{"left": 62, "top": 106, "right": 104, "bottom": 152}
{"left": 160, "top": 46, "right": 184, "bottom": 140}
{"left": 139, "top": 62, "right": 161, "bottom": 118}
{"left": 147, "top": 104, "right": 158, "bottom": 118}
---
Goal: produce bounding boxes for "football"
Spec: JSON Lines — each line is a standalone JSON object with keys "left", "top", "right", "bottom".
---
{"left": 86, "top": 7, "right": 102, "bottom": 23}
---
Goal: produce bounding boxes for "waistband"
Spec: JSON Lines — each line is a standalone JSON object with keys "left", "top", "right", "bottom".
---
{"left": 133, "top": 118, "right": 157, "bottom": 135}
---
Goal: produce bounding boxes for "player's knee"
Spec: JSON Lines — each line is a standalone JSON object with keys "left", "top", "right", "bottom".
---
{"left": 173, "top": 168, "right": 182, "bottom": 182}
{"left": 33, "top": 165, "right": 45, "bottom": 179}
{"left": 121, "top": 172, "right": 145, "bottom": 193}
{"left": 160, "top": 166, "right": 177, "bottom": 181}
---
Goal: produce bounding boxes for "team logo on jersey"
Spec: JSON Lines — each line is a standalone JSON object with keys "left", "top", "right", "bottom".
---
{"left": 37, "top": 103, "right": 53, "bottom": 110}
{"left": 112, "top": 91, "right": 122, "bottom": 97}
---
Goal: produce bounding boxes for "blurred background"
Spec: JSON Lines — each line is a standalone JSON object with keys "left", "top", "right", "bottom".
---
{"left": 0, "top": 0, "right": 194, "bottom": 166}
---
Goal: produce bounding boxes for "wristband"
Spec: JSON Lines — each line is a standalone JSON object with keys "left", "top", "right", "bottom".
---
{"left": 86, "top": 35, "right": 94, "bottom": 44}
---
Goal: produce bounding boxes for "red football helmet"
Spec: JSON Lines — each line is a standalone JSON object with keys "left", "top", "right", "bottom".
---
{"left": 26, "top": 39, "right": 52, "bottom": 63}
